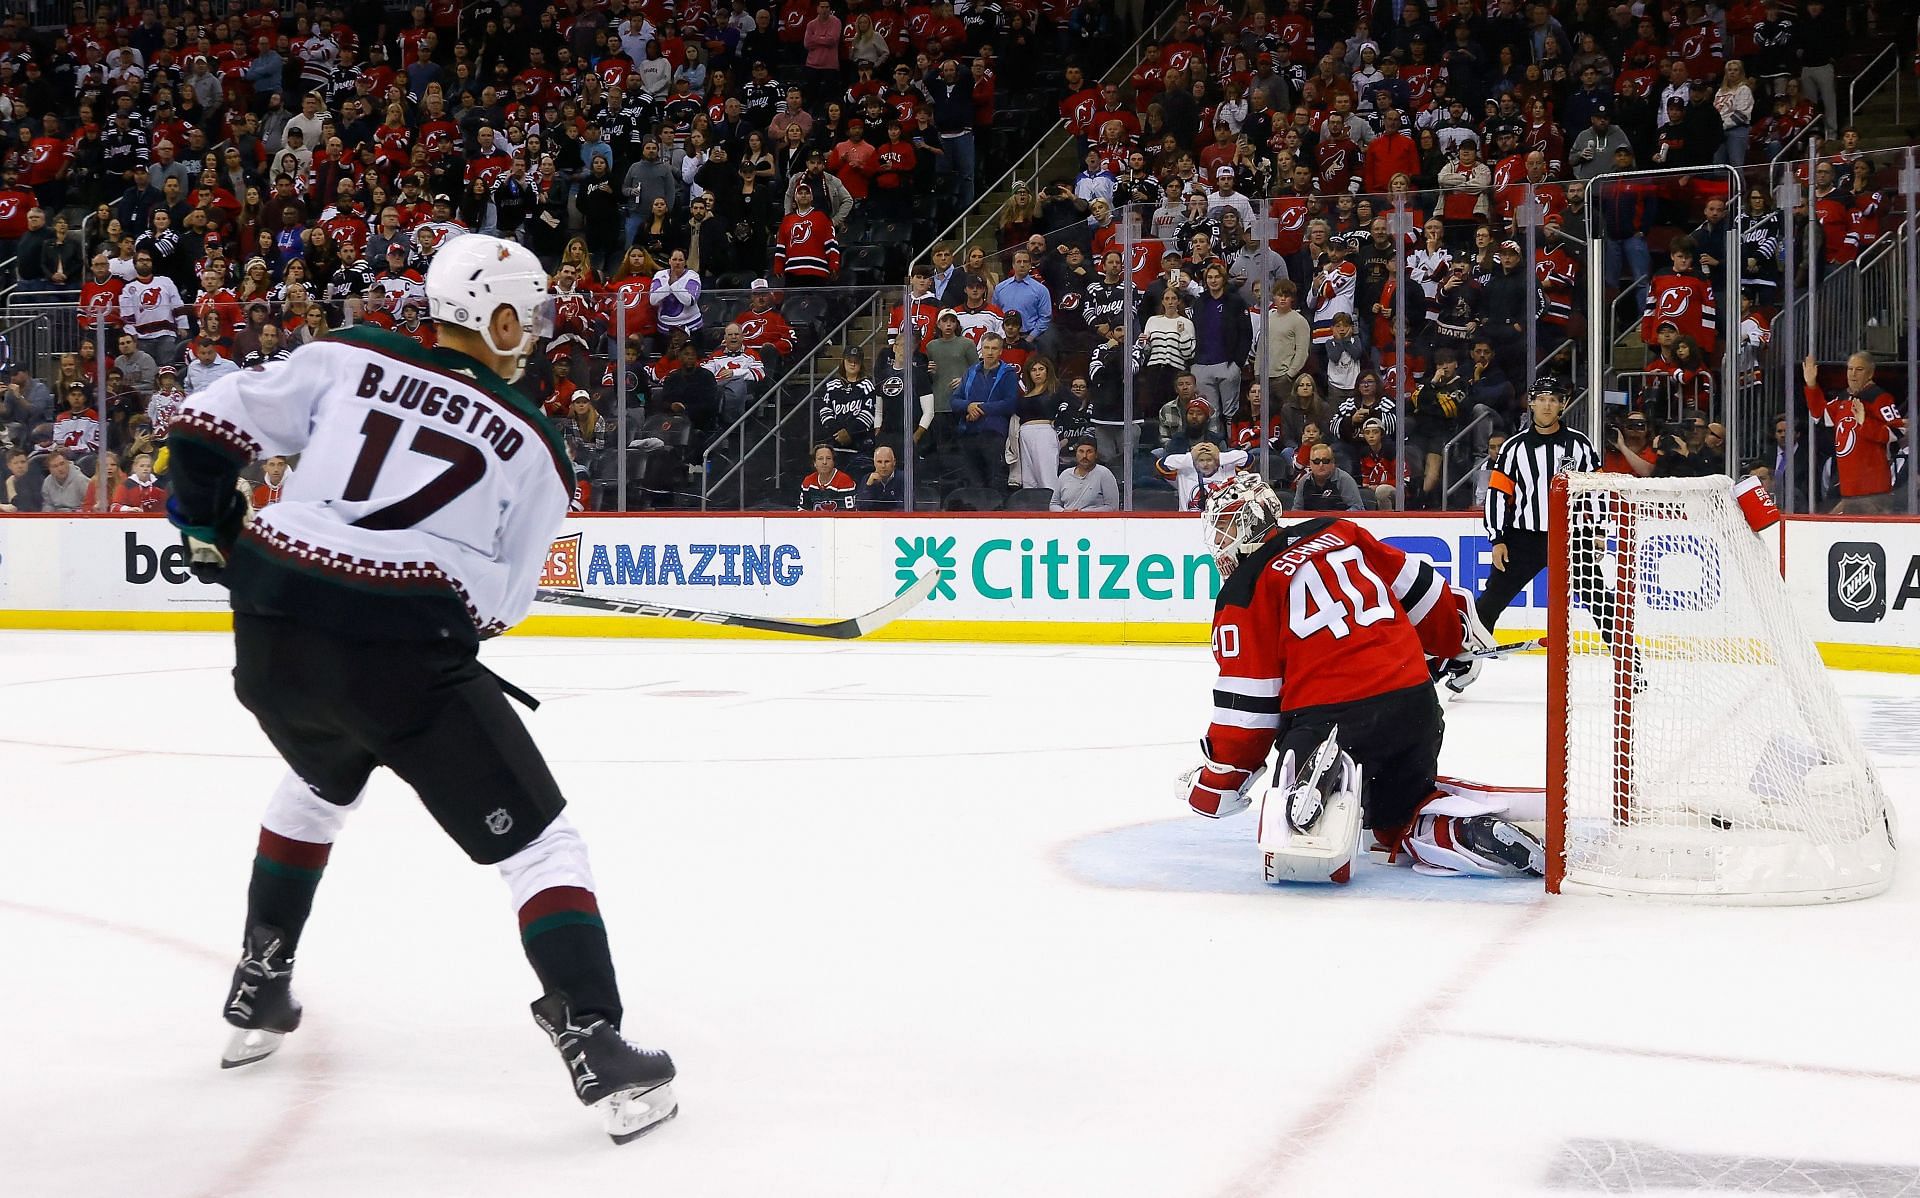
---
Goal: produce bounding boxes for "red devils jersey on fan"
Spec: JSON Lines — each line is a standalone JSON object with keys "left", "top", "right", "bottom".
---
{"left": 0, "top": 186, "right": 33, "bottom": 239}
{"left": 733, "top": 308, "right": 795, "bottom": 356}
{"left": 609, "top": 278, "right": 657, "bottom": 338}
{"left": 79, "top": 277, "right": 126, "bottom": 331}
{"left": 1640, "top": 272, "right": 1717, "bottom": 352}
{"left": 1805, "top": 382, "right": 1904, "bottom": 498}
{"left": 1268, "top": 194, "right": 1309, "bottom": 255}
{"left": 1275, "top": 13, "right": 1312, "bottom": 62}
{"left": 417, "top": 119, "right": 459, "bottom": 160}
{"left": 1205, "top": 519, "right": 1467, "bottom": 771}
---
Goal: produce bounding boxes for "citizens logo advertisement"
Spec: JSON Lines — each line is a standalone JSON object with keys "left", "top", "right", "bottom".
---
{"left": 894, "top": 534, "right": 1220, "bottom": 602}
{"left": 893, "top": 528, "right": 1553, "bottom": 609}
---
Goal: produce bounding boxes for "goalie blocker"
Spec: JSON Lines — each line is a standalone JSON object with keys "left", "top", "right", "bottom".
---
{"left": 1180, "top": 474, "right": 1544, "bottom": 884}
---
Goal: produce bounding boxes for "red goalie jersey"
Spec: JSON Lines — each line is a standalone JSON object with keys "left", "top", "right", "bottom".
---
{"left": 1204, "top": 518, "right": 1467, "bottom": 775}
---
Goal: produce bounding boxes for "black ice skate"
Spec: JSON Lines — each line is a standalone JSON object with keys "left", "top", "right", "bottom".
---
{"left": 531, "top": 992, "right": 678, "bottom": 1144}
{"left": 221, "top": 924, "right": 302, "bottom": 1068}
{"left": 1287, "top": 725, "right": 1344, "bottom": 833}
{"left": 1453, "top": 817, "right": 1546, "bottom": 877}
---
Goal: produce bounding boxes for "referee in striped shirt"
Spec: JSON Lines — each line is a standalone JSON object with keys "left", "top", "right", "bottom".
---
{"left": 1476, "top": 376, "right": 1600, "bottom": 632}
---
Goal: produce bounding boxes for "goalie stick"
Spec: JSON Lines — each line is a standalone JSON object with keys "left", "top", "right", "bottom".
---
{"left": 1468, "top": 637, "right": 1544, "bottom": 660}
{"left": 533, "top": 568, "right": 942, "bottom": 640}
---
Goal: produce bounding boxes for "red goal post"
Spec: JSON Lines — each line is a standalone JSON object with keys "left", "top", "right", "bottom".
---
{"left": 1545, "top": 473, "right": 1896, "bottom": 904}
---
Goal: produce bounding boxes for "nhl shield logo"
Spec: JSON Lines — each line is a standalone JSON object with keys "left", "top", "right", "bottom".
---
{"left": 485, "top": 808, "right": 514, "bottom": 835}
{"left": 542, "top": 533, "right": 583, "bottom": 590}
{"left": 1837, "top": 554, "right": 1877, "bottom": 612}
{"left": 1827, "top": 542, "right": 1886, "bottom": 624}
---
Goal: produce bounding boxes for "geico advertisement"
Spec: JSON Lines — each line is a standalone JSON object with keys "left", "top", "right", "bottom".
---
{"left": 1788, "top": 520, "right": 1920, "bottom": 649}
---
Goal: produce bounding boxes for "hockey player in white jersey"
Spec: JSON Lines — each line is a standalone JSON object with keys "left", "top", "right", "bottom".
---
{"left": 166, "top": 234, "right": 677, "bottom": 1144}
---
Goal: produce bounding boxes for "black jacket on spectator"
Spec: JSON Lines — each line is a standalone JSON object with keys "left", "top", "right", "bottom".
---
{"left": 41, "top": 236, "right": 84, "bottom": 287}
{"left": 1679, "top": 100, "right": 1725, "bottom": 168}
{"left": 1160, "top": 85, "right": 1199, "bottom": 148}
{"left": 857, "top": 472, "right": 905, "bottom": 511}
{"left": 657, "top": 364, "right": 719, "bottom": 431}
{"left": 112, "top": 185, "right": 163, "bottom": 238}
{"left": 1190, "top": 288, "right": 1253, "bottom": 369}
{"left": 12, "top": 227, "right": 50, "bottom": 282}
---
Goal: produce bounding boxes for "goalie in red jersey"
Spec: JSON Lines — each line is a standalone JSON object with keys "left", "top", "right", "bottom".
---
{"left": 1179, "top": 473, "right": 1547, "bottom": 884}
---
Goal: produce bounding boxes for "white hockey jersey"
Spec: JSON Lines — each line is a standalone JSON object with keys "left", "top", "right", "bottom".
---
{"left": 171, "top": 324, "right": 573, "bottom": 639}
{"left": 119, "top": 275, "right": 188, "bottom": 338}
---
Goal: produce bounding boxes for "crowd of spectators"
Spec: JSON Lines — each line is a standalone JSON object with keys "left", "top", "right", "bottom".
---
{"left": 0, "top": 0, "right": 1908, "bottom": 515}
{"left": 876, "top": 0, "right": 1910, "bottom": 513}
{"left": 0, "top": 0, "right": 1130, "bottom": 509}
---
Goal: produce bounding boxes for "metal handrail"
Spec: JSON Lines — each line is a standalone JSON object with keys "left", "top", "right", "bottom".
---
{"left": 1847, "top": 43, "right": 1902, "bottom": 127}
{"left": 911, "top": 4, "right": 1183, "bottom": 267}
{"left": 1770, "top": 116, "right": 1820, "bottom": 172}
{"left": 1438, "top": 407, "right": 1495, "bottom": 505}
{"left": 698, "top": 291, "right": 888, "bottom": 508}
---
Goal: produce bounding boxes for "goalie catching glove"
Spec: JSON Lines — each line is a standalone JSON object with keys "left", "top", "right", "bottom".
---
{"left": 1180, "top": 738, "right": 1267, "bottom": 818}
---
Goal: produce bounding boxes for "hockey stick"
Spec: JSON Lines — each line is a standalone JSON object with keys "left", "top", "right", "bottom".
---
{"left": 533, "top": 568, "right": 942, "bottom": 640}
{"left": 1468, "top": 637, "right": 1544, "bottom": 660}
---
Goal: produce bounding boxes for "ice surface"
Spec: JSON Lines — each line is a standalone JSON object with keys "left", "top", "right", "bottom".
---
{"left": 3, "top": 631, "right": 1918, "bottom": 1197}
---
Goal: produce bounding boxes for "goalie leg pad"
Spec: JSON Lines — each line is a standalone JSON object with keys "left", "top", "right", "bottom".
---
{"left": 1257, "top": 749, "right": 1364, "bottom": 884}
{"left": 1429, "top": 776, "right": 1548, "bottom": 823}
{"left": 1405, "top": 815, "right": 1545, "bottom": 877}
{"left": 1389, "top": 780, "right": 1549, "bottom": 877}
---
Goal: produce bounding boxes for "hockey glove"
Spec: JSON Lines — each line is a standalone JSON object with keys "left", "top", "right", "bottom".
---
{"left": 1180, "top": 737, "right": 1267, "bottom": 819}
{"left": 1438, "top": 586, "right": 1493, "bottom": 695}
{"left": 166, "top": 484, "right": 250, "bottom": 585}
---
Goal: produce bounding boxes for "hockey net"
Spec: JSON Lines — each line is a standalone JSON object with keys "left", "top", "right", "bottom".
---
{"left": 1547, "top": 473, "right": 1896, "bottom": 903}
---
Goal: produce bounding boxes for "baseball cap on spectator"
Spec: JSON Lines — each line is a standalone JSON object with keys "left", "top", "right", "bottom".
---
{"left": 937, "top": 307, "right": 960, "bottom": 324}
{"left": 751, "top": 278, "right": 772, "bottom": 291}
{"left": 1072, "top": 435, "right": 1096, "bottom": 449}
{"left": 1186, "top": 395, "right": 1214, "bottom": 417}
{"left": 961, "top": 274, "right": 987, "bottom": 291}
{"left": 1215, "top": 166, "right": 1235, "bottom": 178}
{"left": 432, "top": 194, "right": 452, "bottom": 206}
{"left": 1362, "top": 418, "right": 1384, "bottom": 433}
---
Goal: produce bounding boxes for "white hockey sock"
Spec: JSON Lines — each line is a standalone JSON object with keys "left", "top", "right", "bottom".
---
{"left": 259, "top": 769, "right": 364, "bottom": 844}
{"left": 497, "top": 815, "right": 598, "bottom": 911}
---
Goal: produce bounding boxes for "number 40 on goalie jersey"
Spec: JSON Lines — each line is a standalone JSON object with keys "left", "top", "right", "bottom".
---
{"left": 1206, "top": 518, "right": 1471, "bottom": 768}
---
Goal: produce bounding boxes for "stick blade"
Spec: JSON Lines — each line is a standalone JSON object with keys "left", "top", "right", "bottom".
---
{"left": 849, "top": 566, "right": 942, "bottom": 638}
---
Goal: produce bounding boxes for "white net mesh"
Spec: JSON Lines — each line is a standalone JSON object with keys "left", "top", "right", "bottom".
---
{"left": 1553, "top": 474, "right": 1896, "bottom": 903}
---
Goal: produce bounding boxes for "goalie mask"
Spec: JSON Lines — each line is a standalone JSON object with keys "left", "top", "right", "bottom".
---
{"left": 1201, "top": 472, "right": 1285, "bottom": 577}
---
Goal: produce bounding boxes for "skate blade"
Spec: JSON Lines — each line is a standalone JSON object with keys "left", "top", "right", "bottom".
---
{"left": 221, "top": 1026, "right": 286, "bottom": 1069}
{"left": 600, "top": 1081, "right": 678, "bottom": 1145}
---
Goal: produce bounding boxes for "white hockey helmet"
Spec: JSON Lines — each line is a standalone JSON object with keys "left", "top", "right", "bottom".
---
{"left": 1201, "top": 472, "right": 1286, "bottom": 577}
{"left": 424, "top": 234, "right": 555, "bottom": 381}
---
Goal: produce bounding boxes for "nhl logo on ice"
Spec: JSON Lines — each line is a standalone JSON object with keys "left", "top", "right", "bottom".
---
{"left": 485, "top": 808, "right": 514, "bottom": 836}
{"left": 1827, "top": 542, "right": 1886, "bottom": 624}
